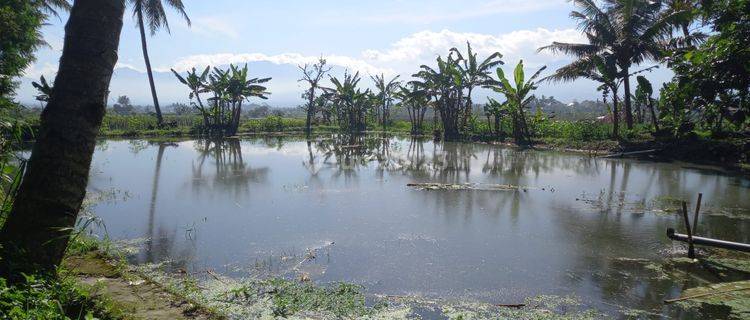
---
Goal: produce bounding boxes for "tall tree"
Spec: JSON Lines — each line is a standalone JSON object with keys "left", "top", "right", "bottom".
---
{"left": 543, "top": 52, "right": 623, "bottom": 138}
{"left": 486, "top": 60, "right": 546, "bottom": 144}
{"left": 131, "top": 0, "right": 190, "bottom": 126}
{"left": 450, "top": 42, "right": 504, "bottom": 129}
{"left": 370, "top": 73, "right": 401, "bottom": 131}
{"left": 0, "top": 0, "right": 126, "bottom": 278}
{"left": 635, "top": 75, "right": 659, "bottom": 131}
{"left": 412, "top": 54, "right": 465, "bottom": 140}
{"left": 299, "top": 58, "right": 331, "bottom": 135}
{"left": 540, "top": 0, "right": 683, "bottom": 130}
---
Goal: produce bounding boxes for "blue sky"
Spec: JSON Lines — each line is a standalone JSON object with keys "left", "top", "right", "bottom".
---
{"left": 20, "top": 0, "right": 674, "bottom": 107}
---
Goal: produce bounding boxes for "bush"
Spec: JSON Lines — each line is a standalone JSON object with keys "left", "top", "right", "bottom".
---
{"left": 0, "top": 274, "right": 105, "bottom": 319}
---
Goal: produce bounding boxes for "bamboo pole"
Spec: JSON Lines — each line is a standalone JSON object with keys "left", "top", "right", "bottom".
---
{"left": 692, "top": 193, "right": 703, "bottom": 236}
{"left": 665, "top": 287, "right": 750, "bottom": 303}
{"left": 681, "top": 201, "right": 695, "bottom": 259}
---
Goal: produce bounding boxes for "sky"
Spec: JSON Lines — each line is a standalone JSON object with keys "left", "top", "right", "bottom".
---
{"left": 19, "top": 0, "right": 674, "bottom": 108}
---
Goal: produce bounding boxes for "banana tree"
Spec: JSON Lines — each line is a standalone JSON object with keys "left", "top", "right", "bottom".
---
{"left": 323, "top": 71, "right": 372, "bottom": 132}
{"left": 636, "top": 75, "right": 659, "bottom": 131}
{"left": 370, "top": 73, "right": 401, "bottom": 131}
{"left": 31, "top": 75, "right": 53, "bottom": 104}
{"left": 411, "top": 54, "right": 465, "bottom": 140}
{"left": 172, "top": 66, "right": 210, "bottom": 129}
{"left": 484, "top": 97, "right": 508, "bottom": 136}
{"left": 487, "top": 60, "right": 546, "bottom": 144}
{"left": 395, "top": 83, "right": 430, "bottom": 135}
{"left": 450, "top": 42, "right": 504, "bottom": 128}
{"left": 225, "top": 64, "right": 271, "bottom": 136}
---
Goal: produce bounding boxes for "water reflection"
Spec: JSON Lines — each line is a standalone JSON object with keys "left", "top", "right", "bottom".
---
{"left": 191, "top": 139, "right": 269, "bottom": 198}
{"left": 86, "top": 135, "right": 750, "bottom": 317}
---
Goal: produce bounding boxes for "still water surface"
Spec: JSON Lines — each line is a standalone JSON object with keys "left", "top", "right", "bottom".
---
{"left": 87, "top": 135, "right": 750, "bottom": 316}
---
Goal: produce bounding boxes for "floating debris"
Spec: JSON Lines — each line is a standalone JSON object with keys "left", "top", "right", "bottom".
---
{"left": 673, "top": 280, "right": 750, "bottom": 319}
{"left": 407, "top": 183, "right": 540, "bottom": 192}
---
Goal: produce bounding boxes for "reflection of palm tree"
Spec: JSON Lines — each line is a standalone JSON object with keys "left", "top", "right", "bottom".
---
{"left": 146, "top": 142, "right": 177, "bottom": 262}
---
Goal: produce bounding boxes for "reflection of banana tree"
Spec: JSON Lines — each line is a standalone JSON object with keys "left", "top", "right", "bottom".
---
{"left": 191, "top": 139, "right": 269, "bottom": 199}
{"left": 146, "top": 142, "right": 178, "bottom": 263}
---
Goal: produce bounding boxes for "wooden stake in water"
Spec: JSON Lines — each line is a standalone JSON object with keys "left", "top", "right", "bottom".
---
{"left": 692, "top": 193, "right": 703, "bottom": 236}
{"left": 681, "top": 201, "right": 695, "bottom": 259}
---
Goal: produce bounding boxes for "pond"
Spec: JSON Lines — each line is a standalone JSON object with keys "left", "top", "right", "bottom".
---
{"left": 85, "top": 135, "right": 750, "bottom": 317}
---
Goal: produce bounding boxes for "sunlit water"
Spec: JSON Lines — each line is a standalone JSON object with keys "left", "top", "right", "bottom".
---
{"left": 85, "top": 135, "right": 750, "bottom": 317}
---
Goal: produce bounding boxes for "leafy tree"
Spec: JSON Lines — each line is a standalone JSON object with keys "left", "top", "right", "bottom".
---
{"left": 486, "top": 60, "right": 546, "bottom": 144}
{"left": 484, "top": 98, "right": 508, "bottom": 135}
{"left": 660, "top": 0, "right": 750, "bottom": 136}
{"left": 130, "top": 0, "right": 190, "bottom": 126}
{"left": 540, "top": 0, "right": 686, "bottom": 130}
{"left": 411, "top": 54, "right": 466, "bottom": 140}
{"left": 0, "top": 0, "right": 44, "bottom": 106}
{"left": 635, "top": 76, "right": 659, "bottom": 130}
{"left": 112, "top": 95, "right": 136, "bottom": 115}
{"left": 323, "top": 71, "right": 373, "bottom": 132}
{"left": 173, "top": 64, "right": 270, "bottom": 135}
{"left": 31, "top": 75, "right": 53, "bottom": 103}
{"left": 395, "top": 83, "right": 430, "bottom": 134}
{"left": 370, "top": 73, "right": 401, "bottom": 130}
{"left": 172, "top": 66, "right": 210, "bottom": 126}
{"left": 450, "top": 42, "right": 504, "bottom": 128}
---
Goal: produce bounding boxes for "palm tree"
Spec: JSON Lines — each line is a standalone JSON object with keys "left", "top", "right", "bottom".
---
{"left": 486, "top": 60, "right": 546, "bottom": 144}
{"left": 543, "top": 52, "right": 622, "bottom": 138}
{"left": 131, "top": 0, "right": 190, "bottom": 126}
{"left": 0, "top": 0, "right": 126, "bottom": 278}
{"left": 450, "top": 42, "right": 504, "bottom": 128}
{"left": 540, "top": 0, "right": 682, "bottom": 130}
{"left": 370, "top": 73, "right": 401, "bottom": 130}
{"left": 39, "top": 0, "right": 71, "bottom": 17}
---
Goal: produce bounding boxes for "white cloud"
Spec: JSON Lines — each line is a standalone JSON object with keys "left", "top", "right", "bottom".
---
{"left": 361, "top": 0, "right": 565, "bottom": 24}
{"left": 22, "top": 63, "right": 59, "bottom": 80}
{"left": 190, "top": 16, "right": 240, "bottom": 40}
{"left": 164, "top": 52, "right": 394, "bottom": 75}
{"left": 362, "top": 28, "right": 584, "bottom": 67}
{"left": 164, "top": 28, "right": 583, "bottom": 78}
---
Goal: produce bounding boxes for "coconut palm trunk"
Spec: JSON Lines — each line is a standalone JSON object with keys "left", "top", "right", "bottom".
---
{"left": 137, "top": 8, "right": 163, "bottom": 126}
{"left": 622, "top": 68, "right": 634, "bottom": 129}
{"left": 0, "top": 0, "right": 125, "bottom": 278}
{"left": 612, "top": 92, "right": 620, "bottom": 139}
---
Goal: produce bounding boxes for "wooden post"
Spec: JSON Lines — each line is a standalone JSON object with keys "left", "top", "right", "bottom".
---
{"left": 681, "top": 201, "right": 695, "bottom": 259}
{"left": 692, "top": 193, "right": 703, "bottom": 236}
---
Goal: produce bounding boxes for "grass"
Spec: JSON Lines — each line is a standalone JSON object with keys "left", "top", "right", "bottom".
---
{"left": 0, "top": 273, "right": 114, "bottom": 320}
{"left": 0, "top": 237, "right": 129, "bottom": 320}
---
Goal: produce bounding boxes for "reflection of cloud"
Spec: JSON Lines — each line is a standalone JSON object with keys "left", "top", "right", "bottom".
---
{"left": 361, "top": 0, "right": 565, "bottom": 24}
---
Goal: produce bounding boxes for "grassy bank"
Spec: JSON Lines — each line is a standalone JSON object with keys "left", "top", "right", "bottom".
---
{"left": 17, "top": 113, "right": 749, "bottom": 169}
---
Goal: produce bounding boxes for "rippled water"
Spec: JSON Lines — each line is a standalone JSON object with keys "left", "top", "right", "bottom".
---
{"left": 85, "top": 135, "right": 750, "bottom": 317}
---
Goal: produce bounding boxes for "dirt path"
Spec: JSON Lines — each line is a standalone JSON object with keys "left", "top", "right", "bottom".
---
{"left": 63, "top": 252, "right": 216, "bottom": 320}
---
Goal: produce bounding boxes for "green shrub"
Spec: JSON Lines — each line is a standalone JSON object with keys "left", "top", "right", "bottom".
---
{"left": 0, "top": 274, "right": 105, "bottom": 320}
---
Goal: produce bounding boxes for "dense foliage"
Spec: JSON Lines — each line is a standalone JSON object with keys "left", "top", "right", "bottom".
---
{"left": 659, "top": 0, "right": 750, "bottom": 137}
{"left": 172, "top": 64, "right": 271, "bottom": 136}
